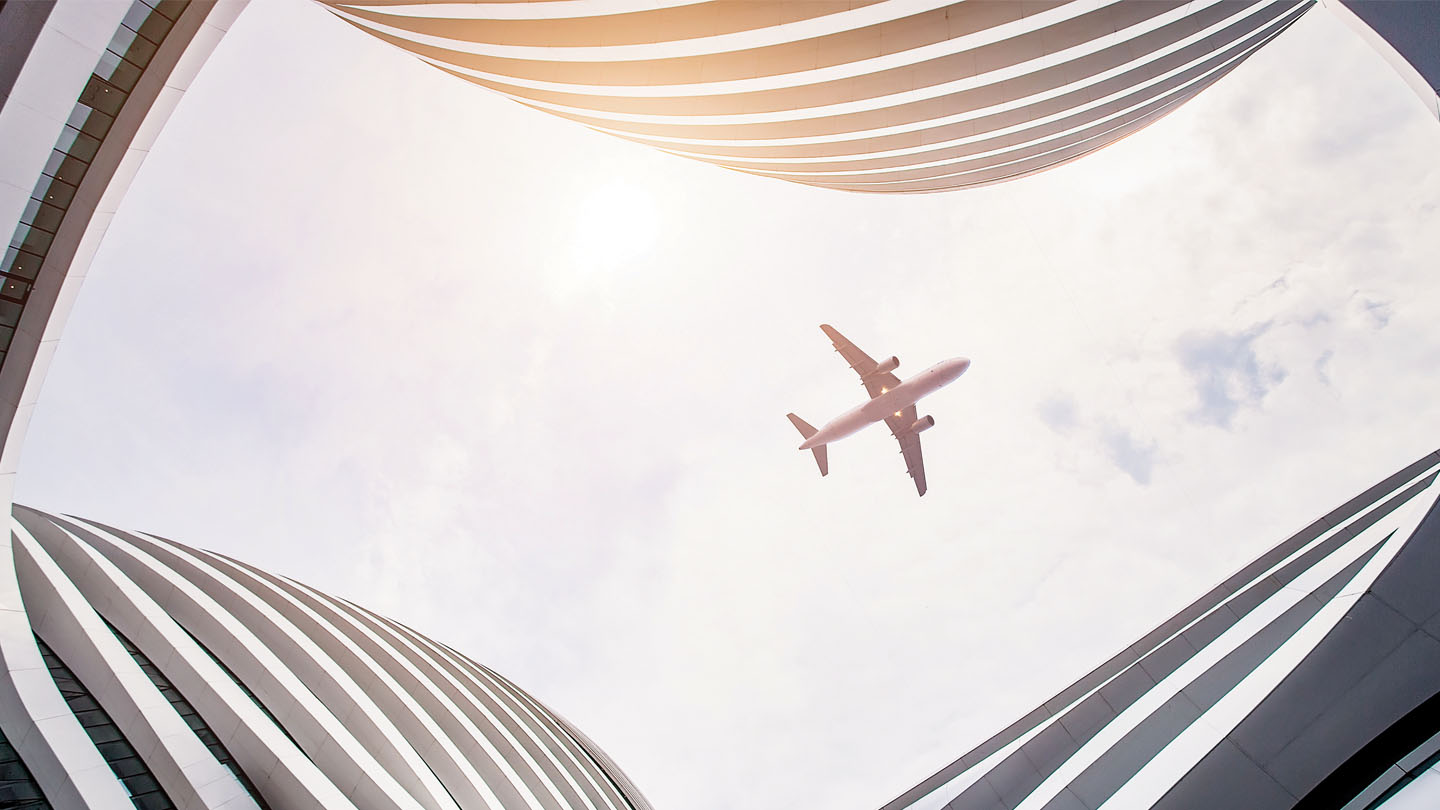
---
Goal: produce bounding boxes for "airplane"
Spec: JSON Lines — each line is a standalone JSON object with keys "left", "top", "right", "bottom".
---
{"left": 787, "top": 324, "right": 970, "bottom": 496}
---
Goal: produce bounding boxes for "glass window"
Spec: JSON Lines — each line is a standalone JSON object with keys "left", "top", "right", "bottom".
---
{"left": 95, "top": 50, "right": 143, "bottom": 93}
{"left": 5, "top": 247, "right": 44, "bottom": 282}
{"left": 40, "top": 179, "right": 77, "bottom": 209}
{"left": 0, "top": 722, "right": 50, "bottom": 807}
{"left": 52, "top": 155, "right": 90, "bottom": 187}
{"left": 0, "top": 300, "right": 22, "bottom": 329}
{"left": 0, "top": 0, "right": 192, "bottom": 387}
{"left": 78, "top": 109, "right": 114, "bottom": 140}
{"left": 23, "top": 202, "right": 65, "bottom": 235}
{"left": 65, "top": 130, "right": 102, "bottom": 164}
{"left": 106, "top": 621, "right": 271, "bottom": 809}
{"left": 120, "top": 4, "right": 152, "bottom": 36}
{"left": 41, "top": 150, "right": 65, "bottom": 177}
{"left": 35, "top": 638, "right": 175, "bottom": 810}
{"left": 2, "top": 279, "right": 34, "bottom": 304}
{"left": 136, "top": 12, "right": 174, "bottom": 46}
{"left": 117, "top": 31, "right": 156, "bottom": 69}
{"left": 19, "top": 199, "right": 42, "bottom": 227}
{"left": 152, "top": 0, "right": 186, "bottom": 21}
{"left": 52, "top": 126, "right": 79, "bottom": 155}
{"left": 78, "top": 77, "right": 126, "bottom": 116}
{"left": 15, "top": 225, "right": 52, "bottom": 256}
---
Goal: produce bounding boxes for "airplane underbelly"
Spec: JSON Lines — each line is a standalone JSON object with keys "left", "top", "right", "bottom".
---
{"left": 818, "top": 408, "right": 876, "bottom": 443}
{"left": 870, "top": 387, "right": 920, "bottom": 416}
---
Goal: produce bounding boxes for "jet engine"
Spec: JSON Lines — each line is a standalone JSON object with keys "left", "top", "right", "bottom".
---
{"left": 872, "top": 355, "right": 899, "bottom": 374}
{"left": 910, "top": 415, "right": 935, "bottom": 433}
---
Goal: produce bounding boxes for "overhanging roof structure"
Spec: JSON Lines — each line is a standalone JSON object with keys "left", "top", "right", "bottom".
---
{"left": 325, "top": 0, "right": 1318, "bottom": 192}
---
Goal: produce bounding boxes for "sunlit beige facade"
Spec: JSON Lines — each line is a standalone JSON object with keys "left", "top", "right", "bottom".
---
{"left": 327, "top": 0, "right": 1317, "bottom": 192}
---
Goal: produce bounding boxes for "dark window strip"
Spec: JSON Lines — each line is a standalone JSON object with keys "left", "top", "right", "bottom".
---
{"left": 1365, "top": 745, "right": 1440, "bottom": 808}
{"left": 177, "top": 626, "right": 312, "bottom": 762}
{"left": 34, "top": 637, "right": 175, "bottom": 810}
{"left": 0, "top": 716, "right": 53, "bottom": 808}
{"left": 0, "top": 0, "right": 190, "bottom": 384}
{"left": 103, "top": 620, "right": 272, "bottom": 810}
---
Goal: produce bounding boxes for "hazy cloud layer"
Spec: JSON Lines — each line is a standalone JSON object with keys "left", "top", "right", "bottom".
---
{"left": 1359, "top": 297, "right": 1393, "bottom": 329}
{"left": 1037, "top": 396, "right": 1078, "bottom": 433}
{"left": 1100, "top": 426, "right": 1159, "bottom": 485}
{"left": 11, "top": 5, "right": 1440, "bottom": 810}
{"left": 1176, "top": 323, "right": 1287, "bottom": 428}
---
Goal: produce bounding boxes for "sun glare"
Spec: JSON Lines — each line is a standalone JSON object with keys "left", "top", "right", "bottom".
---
{"left": 572, "top": 182, "right": 658, "bottom": 275}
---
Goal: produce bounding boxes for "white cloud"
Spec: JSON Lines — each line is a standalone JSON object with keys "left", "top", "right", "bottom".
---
{"left": 1038, "top": 395, "right": 1078, "bottom": 434}
{"left": 1099, "top": 424, "right": 1159, "bottom": 485}
{"left": 1175, "top": 323, "right": 1287, "bottom": 429}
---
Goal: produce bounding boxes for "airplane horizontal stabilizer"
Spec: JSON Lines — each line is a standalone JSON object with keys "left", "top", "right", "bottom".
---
{"left": 786, "top": 412, "right": 818, "bottom": 439}
{"left": 811, "top": 444, "right": 828, "bottom": 477}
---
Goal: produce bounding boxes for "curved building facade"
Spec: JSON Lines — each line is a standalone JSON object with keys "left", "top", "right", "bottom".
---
{"left": 0, "top": 0, "right": 1434, "bottom": 534}
{"left": 0, "top": 0, "right": 249, "bottom": 519}
{"left": 880, "top": 450, "right": 1440, "bottom": 810}
{"left": 2, "top": 505, "right": 653, "bottom": 810}
{"left": 324, "top": 0, "right": 1318, "bottom": 193}
{"left": 1329, "top": 0, "right": 1440, "bottom": 121}
{"left": 1, "top": 4, "right": 1439, "bottom": 810}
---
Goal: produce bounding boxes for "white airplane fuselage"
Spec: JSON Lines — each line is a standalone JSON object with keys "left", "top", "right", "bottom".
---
{"left": 798, "top": 357, "right": 970, "bottom": 450}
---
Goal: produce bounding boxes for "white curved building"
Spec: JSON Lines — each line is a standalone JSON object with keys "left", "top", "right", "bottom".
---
{"left": 2, "top": 505, "right": 653, "bottom": 810}
{"left": 321, "top": 0, "right": 1436, "bottom": 193}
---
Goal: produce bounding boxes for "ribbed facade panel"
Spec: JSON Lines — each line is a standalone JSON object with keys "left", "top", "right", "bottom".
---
{"left": 324, "top": 0, "right": 1315, "bottom": 192}
{"left": 1, "top": 506, "right": 653, "bottom": 810}
{"left": 880, "top": 451, "right": 1440, "bottom": 810}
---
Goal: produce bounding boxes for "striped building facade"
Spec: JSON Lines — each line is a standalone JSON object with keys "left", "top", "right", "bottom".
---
{"left": 324, "top": 0, "right": 1440, "bottom": 193}
{"left": 0, "top": 506, "right": 653, "bottom": 810}
{"left": 3, "top": 3, "right": 1439, "bottom": 809}
{"left": 881, "top": 450, "right": 1440, "bottom": 810}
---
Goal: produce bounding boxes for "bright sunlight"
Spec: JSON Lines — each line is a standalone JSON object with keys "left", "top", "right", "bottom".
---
{"left": 571, "top": 181, "right": 659, "bottom": 276}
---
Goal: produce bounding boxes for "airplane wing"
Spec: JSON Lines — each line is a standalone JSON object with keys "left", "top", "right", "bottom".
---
{"left": 884, "top": 405, "right": 928, "bottom": 496}
{"left": 820, "top": 324, "right": 900, "bottom": 399}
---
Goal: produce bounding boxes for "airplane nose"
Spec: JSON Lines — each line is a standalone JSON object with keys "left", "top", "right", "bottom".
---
{"left": 955, "top": 358, "right": 971, "bottom": 376}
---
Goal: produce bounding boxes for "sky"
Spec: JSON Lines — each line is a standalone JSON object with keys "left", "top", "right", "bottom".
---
{"left": 11, "top": 3, "right": 1440, "bottom": 810}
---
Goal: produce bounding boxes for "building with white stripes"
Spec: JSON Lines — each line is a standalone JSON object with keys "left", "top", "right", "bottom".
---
{"left": 3, "top": 455, "right": 1439, "bottom": 809}
{"left": 880, "top": 450, "right": 1440, "bottom": 810}
{"left": 1, "top": 506, "right": 654, "bottom": 810}
{"left": 324, "top": 0, "right": 1440, "bottom": 193}
{"left": 2, "top": 1, "right": 1439, "bottom": 809}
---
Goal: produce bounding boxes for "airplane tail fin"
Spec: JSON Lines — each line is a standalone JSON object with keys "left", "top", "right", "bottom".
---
{"left": 786, "top": 413, "right": 828, "bottom": 476}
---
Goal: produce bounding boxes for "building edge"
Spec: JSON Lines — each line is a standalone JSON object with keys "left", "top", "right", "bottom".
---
{"left": 1322, "top": 0, "right": 1440, "bottom": 121}
{"left": 879, "top": 450, "right": 1440, "bottom": 810}
{"left": 1, "top": 505, "right": 657, "bottom": 809}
